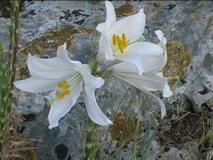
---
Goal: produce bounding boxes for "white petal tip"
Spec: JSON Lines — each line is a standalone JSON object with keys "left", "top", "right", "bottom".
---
{"left": 163, "top": 83, "right": 173, "bottom": 97}
{"left": 57, "top": 43, "right": 67, "bottom": 52}
{"left": 139, "top": 69, "right": 143, "bottom": 76}
{"left": 139, "top": 8, "right": 144, "bottom": 13}
{"left": 155, "top": 30, "right": 163, "bottom": 35}
{"left": 107, "top": 119, "right": 113, "bottom": 125}
{"left": 160, "top": 104, "right": 166, "bottom": 118}
{"left": 160, "top": 105, "right": 166, "bottom": 119}
{"left": 99, "top": 119, "right": 113, "bottom": 126}
{"left": 163, "top": 91, "right": 173, "bottom": 98}
{"left": 48, "top": 123, "right": 58, "bottom": 129}
{"left": 62, "top": 43, "right": 67, "bottom": 47}
{"left": 105, "top": 0, "right": 113, "bottom": 7}
{"left": 161, "top": 113, "right": 166, "bottom": 119}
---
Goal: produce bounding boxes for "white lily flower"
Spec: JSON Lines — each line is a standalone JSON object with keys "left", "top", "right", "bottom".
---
{"left": 14, "top": 43, "right": 112, "bottom": 129}
{"left": 111, "top": 30, "right": 172, "bottom": 118}
{"left": 111, "top": 62, "right": 172, "bottom": 118}
{"left": 142, "top": 30, "right": 167, "bottom": 73}
{"left": 96, "top": 1, "right": 164, "bottom": 75}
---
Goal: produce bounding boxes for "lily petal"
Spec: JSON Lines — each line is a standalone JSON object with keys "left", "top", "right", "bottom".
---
{"left": 83, "top": 88, "right": 112, "bottom": 126}
{"left": 14, "top": 77, "right": 58, "bottom": 93}
{"left": 28, "top": 54, "right": 76, "bottom": 79}
{"left": 111, "top": 65, "right": 169, "bottom": 118}
{"left": 155, "top": 30, "right": 167, "bottom": 52}
{"left": 112, "top": 69, "right": 171, "bottom": 97}
{"left": 157, "top": 72, "right": 173, "bottom": 97}
{"left": 57, "top": 43, "right": 82, "bottom": 66}
{"left": 47, "top": 80, "right": 83, "bottom": 129}
{"left": 96, "top": 34, "right": 114, "bottom": 61}
{"left": 76, "top": 64, "right": 110, "bottom": 126}
{"left": 140, "top": 30, "right": 167, "bottom": 73}
{"left": 116, "top": 42, "right": 163, "bottom": 75}
{"left": 111, "top": 61, "right": 173, "bottom": 117}
{"left": 75, "top": 64, "right": 105, "bottom": 89}
{"left": 124, "top": 42, "right": 164, "bottom": 56}
{"left": 140, "top": 88, "right": 166, "bottom": 118}
{"left": 110, "top": 62, "right": 139, "bottom": 74}
{"left": 105, "top": 1, "right": 116, "bottom": 31}
{"left": 96, "top": 22, "right": 114, "bottom": 61}
{"left": 96, "top": 23, "right": 106, "bottom": 34}
{"left": 142, "top": 54, "right": 166, "bottom": 73}
{"left": 96, "top": 1, "right": 145, "bottom": 62}
{"left": 107, "top": 9, "right": 145, "bottom": 42}
{"left": 111, "top": 74, "right": 167, "bottom": 117}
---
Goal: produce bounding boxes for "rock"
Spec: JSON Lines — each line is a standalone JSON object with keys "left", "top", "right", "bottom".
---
{"left": 16, "top": 92, "right": 45, "bottom": 114}
{"left": 0, "top": 1, "right": 212, "bottom": 159}
{"left": 160, "top": 141, "right": 199, "bottom": 160}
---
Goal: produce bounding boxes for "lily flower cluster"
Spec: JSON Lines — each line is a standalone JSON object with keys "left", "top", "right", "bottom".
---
{"left": 14, "top": 1, "right": 172, "bottom": 129}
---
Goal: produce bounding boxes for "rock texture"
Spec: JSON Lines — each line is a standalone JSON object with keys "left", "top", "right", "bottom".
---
{"left": 0, "top": 1, "right": 212, "bottom": 160}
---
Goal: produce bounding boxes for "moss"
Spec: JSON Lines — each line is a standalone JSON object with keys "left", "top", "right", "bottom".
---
{"left": 115, "top": 3, "right": 135, "bottom": 16}
{"left": 163, "top": 41, "right": 191, "bottom": 88}
{"left": 108, "top": 112, "right": 143, "bottom": 145}
{"left": 15, "top": 149, "right": 37, "bottom": 160}
{"left": 19, "top": 25, "right": 94, "bottom": 56}
{"left": 16, "top": 25, "right": 94, "bottom": 79}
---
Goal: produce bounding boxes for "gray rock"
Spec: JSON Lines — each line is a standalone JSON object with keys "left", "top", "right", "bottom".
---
{"left": 0, "top": 1, "right": 212, "bottom": 159}
{"left": 159, "top": 141, "right": 200, "bottom": 160}
{"left": 16, "top": 92, "right": 45, "bottom": 114}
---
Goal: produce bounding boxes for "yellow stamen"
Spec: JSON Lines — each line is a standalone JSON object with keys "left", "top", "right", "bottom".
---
{"left": 112, "top": 33, "right": 129, "bottom": 53}
{"left": 55, "top": 80, "right": 71, "bottom": 100}
{"left": 61, "top": 84, "right": 70, "bottom": 90}
{"left": 113, "top": 34, "right": 116, "bottom": 45}
{"left": 57, "top": 80, "right": 67, "bottom": 88}
{"left": 58, "top": 93, "right": 65, "bottom": 100}
{"left": 122, "top": 33, "right": 127, "bottom": 46}
{"left": 63, "top": 90, "right": 70, "bottom": 95}
{"left": 55, "top": 90, "right": 60, "bottom": 96}
{"left": 116, "top": 36, "right": 124, "bottom": 53}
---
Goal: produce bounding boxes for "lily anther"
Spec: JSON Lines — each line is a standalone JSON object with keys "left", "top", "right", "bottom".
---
{"left": 55, "top": 80, "right": 71, "bottom": 100}
{"left": 112, "top": 33, "right": 129, "bottom": 53}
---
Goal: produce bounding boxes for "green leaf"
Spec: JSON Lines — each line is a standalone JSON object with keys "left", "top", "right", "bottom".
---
{"left": 85, "top": 140, "right": 96, "bottom": 149}
{"left": 88, "top": 146, "right": 99, "bottom": 158}
{"left": 86, "top": 122, "right": 95, "bottom": 132}
{"left": 6, "top": 7, "right": 11, "bottom": 13}
{"left": 0, "top": 105, "right": 4, "bottom": 113}
{"left": 0, "top": 130, "right": 4, "bottom": 137}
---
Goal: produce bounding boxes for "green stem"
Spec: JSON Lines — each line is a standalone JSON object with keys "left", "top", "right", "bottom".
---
{"left": 96, "top": 69, "right": 109, "bottom": 78}
{"left": 0, "top": 0, "right": 20, "bottom": 155}
{"left": 84, "top": 130, "right": 94, "bottom": 160}
{"left": 90, "top": 56, "right": 99, "bottom": 76}
{"left": 83, "top": 120, "right": 98, "bottom": 160}
{"left": 9, "top": 0, "right": 20, "bottom": 92}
